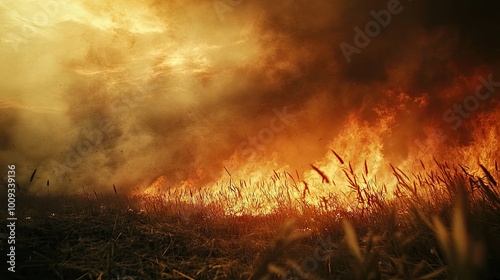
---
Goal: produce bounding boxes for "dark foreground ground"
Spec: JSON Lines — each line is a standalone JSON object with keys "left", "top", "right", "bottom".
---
{"left": 1, "top": 166, "right": 500, "bottom": 279}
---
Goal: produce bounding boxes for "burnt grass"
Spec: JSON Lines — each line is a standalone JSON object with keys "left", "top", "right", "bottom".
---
{"left": 1, "top": 167, "right": 500, "bottom": 280}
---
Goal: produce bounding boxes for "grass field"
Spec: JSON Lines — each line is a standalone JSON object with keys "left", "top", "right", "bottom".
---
{"left": 2, "top": 161, "right": 499, "bottom": 280}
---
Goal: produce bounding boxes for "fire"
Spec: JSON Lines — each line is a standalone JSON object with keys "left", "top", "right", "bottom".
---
{"left": 138, "top": 98, "right": 499, "bottom": 215}
{"left": 3, "top": 0, "right": 496, "bottom": 207}
{"left": 142, "top": 175, "right": 167, "bottom": 196}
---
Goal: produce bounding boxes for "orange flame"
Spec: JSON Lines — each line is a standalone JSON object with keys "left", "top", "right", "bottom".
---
{"left": 138, "top": 101, "right": 498, "bottom": 215}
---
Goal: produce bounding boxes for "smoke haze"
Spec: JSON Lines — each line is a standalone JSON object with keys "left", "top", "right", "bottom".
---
{"left": 1, "top": 0, "right": 499, "bottom": 193}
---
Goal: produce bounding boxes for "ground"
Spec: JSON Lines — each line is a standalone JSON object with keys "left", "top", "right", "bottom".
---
{"left": 1, "top": 165, "right": 500, "bottom": 279}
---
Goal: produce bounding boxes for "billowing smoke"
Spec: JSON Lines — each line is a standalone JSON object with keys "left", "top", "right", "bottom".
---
{"left": 1, "top": 0, "right": 499, "bottom": 193}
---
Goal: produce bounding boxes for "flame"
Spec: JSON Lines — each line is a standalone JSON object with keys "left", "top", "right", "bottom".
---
{"left": 138, "top": 99, "right": 499, "bottom": 215}
{"left": 3, "top": 0, "right": 497, "bottom": 205}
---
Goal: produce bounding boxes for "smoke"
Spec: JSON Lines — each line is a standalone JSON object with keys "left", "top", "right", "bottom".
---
{"left": 1, "top": 0, "right": 499, "bottom": 193}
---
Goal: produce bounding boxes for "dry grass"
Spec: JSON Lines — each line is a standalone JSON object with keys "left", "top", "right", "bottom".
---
{"left": 1, "top": 161, "right": 499, "bottom": 279}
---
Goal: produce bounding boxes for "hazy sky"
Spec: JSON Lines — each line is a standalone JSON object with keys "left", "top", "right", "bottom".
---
{"left": 1, "top": 0, "right": 499, "bottom": 193}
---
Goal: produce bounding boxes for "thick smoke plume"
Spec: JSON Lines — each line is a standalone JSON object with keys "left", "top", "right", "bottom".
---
{"left": 1, "top": 0, "right": 499, "bottom": 193}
